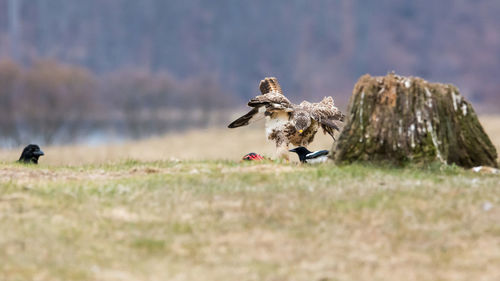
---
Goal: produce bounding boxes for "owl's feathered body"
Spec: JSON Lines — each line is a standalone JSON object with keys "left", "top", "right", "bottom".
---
{"left": 228, "top": 77, "right": 345, "bottom": 160}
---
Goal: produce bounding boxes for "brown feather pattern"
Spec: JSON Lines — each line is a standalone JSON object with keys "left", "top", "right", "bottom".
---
{"left": 228, "top": 77, "right": 345, "bottom": 159}
{"left": 259, "top": 77, "right": 283, "bottom": 95}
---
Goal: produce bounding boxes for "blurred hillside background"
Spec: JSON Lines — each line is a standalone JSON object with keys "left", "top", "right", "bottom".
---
{"left": 0, "top": 0, "right": 499, "bottom": 147}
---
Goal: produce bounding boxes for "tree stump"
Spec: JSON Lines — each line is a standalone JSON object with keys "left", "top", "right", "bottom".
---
{"left": 334, "top": 73, "right": 498, "bottom": 168}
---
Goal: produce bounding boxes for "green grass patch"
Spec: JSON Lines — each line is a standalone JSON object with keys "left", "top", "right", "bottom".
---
{"left": 0, "top": 160, "right": 499, "bottom": 281}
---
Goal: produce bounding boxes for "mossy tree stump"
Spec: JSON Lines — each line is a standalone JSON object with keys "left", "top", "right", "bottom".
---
{"left": 334, "top": 74, "right": 498, "bottom": 168}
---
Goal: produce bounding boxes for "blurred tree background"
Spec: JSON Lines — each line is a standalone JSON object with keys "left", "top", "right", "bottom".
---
{"left": 0, "top": 0, "right": 499, "bottom": 145}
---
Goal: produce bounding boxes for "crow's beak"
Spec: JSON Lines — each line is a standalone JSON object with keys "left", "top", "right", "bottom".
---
{"left": 34, "top": 150, "right": 44, "bottom": 156}
{"left": 289, "top": 148, "right": 296, "bottom": 152}
{"left": 299, "top": 129, "right": 303, "bottom": 133}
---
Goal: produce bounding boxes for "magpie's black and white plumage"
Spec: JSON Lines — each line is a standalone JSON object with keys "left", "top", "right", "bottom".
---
{"left": 228, "top": 77, "right": 344, "bottom": 160}
{"left": 289, "top": 146, "right": 329, "bottom": 164}
{"left": 18, "top": 144, "right": 44, "bottom": 164}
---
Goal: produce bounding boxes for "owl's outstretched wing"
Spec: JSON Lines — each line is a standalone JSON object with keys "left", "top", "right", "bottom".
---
{"left": 228, "top": 77, "right": 292, "bottom": 128}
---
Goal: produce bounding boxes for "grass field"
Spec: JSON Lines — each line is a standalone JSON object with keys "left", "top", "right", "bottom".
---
{"left": 0, "top": 117, "right": 499, "bottom": 281}
{"left": 0, "top": 123, "right": 336, "bottom": 165}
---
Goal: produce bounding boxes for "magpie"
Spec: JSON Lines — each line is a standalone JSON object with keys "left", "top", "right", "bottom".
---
{"left": 18, "top": 144, "right": 44, "bottom": 164}
{"left": 289, "top": 146, "right": 329, "bottom": 164}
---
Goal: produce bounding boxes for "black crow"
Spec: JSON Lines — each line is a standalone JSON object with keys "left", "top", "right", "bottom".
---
{"left": 18, "top": 144, "right": 45, "bottom": 164}
{"left": 289, "top": 146, "right": 329, "bottom": 164}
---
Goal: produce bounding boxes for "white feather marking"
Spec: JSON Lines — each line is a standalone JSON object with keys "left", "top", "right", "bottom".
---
{"left": 265, "top": 111, "right": 289, "bottom": 139}
{"left": 305, "top": 155, "right": 329, "bottom": 164}
{"left": 306, "top": 150, "right": 328, "bottom": 158}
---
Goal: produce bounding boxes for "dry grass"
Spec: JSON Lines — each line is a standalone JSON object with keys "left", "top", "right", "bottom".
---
{"left": 0, "top": 116, "right": 499, "bottom": 281}
{"left": 478, "top": 115, "right": 500, "bottom": 155}
{"left": 0, "top": 161, "right": 499, "bottom": 281}
{"left": 1, "top": 115, "right": 498, "bottom": 166}
{"left": 0, "top": 123, "right": 337, "bottom": 165}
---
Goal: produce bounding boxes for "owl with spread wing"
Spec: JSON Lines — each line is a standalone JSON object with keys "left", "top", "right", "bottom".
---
{"left": 228, "top": 77, "right": 345, "bottom": 160}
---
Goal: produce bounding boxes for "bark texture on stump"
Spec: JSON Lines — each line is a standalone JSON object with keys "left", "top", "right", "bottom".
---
{"left": 334, "top": 74, "right": 498, "bottom": 168}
